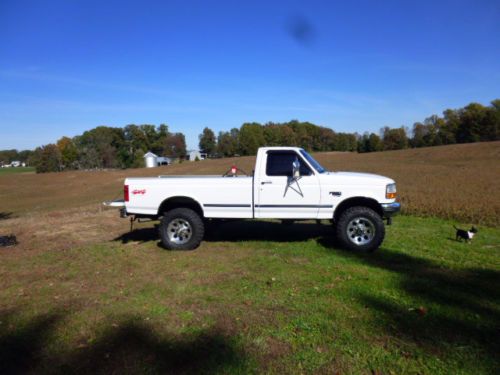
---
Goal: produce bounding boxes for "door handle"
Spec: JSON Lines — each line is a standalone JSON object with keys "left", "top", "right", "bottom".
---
{"left": 261, "top": 181, "right": 273, "bottom": 185}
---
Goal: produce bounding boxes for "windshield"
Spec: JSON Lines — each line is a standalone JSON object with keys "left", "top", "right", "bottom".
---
{"left": 300, "top": 149, "right": 327, "bottom": 173}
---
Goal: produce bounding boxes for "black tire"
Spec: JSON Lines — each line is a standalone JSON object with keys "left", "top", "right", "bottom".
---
{"left": 335, "top": 206, "right": 385, "bottom": 252}
{"left": 159, "top": 208, "right": 205, "bottom": 250}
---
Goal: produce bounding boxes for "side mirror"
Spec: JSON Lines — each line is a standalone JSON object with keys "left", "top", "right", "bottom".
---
{"left": 292, "top": 158, "right": 300, "bottom": 178}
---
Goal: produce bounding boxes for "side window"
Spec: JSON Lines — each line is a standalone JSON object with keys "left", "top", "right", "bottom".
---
{"left": 266, "top": 152, "right": 312, "bottom": 176}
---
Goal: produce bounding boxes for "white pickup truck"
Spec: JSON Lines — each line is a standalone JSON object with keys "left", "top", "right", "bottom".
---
{"left": 108, "top": 147, "right": 400, "bottom": 252}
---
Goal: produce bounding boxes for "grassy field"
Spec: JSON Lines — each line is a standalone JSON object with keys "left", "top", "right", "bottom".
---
{"left": 0, "top": 141, "right": 498, "bottom": 225}
{"left": 0, "top": 142, "right": 499, "bottom": 374}
{"left": 0, "top": 167, "right": 35, "bottom": 176}
{"left": 0, "top": 213, "right": 498, "bottom": 374}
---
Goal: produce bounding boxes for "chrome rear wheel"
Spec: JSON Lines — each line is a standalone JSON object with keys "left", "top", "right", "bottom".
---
{"left": 166, "top": 218, "right": 193, "bottom": 244}
{"left": 159, "top": 208, "right": 205, "bottom": 250}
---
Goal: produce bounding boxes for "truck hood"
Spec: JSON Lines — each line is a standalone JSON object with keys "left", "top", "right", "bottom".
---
{"left": 323, "top": 171, "right": 394, "bottom": 185}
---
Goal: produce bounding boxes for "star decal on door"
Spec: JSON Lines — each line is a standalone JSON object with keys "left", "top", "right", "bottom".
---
{"left": 284, "top": 175, "right": 303, "bottom": 197}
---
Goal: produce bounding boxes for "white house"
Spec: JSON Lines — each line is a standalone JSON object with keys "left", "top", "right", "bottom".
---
{"left": 187, "top": 150, "right": 207, "bottom": 161}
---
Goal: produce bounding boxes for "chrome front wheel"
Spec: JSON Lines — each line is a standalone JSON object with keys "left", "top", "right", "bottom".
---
{"left": 336, "top": 206, "right": 385, "bottom": 252}
{"left": 346, "top": 217, "right": 376, "bottom": 246}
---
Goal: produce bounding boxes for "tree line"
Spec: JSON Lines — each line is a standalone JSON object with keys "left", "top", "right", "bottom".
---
{"left": 0, "top": 124, "right": 186, "bottom": 173}
{"left": 0, "top": 99, "right": 498, "bottom": 173}
{"left": 199, "top": 121, "right": 360, "bottom": 156}
{"left": 198, "top": 99, "right": 500, "bottom": 156}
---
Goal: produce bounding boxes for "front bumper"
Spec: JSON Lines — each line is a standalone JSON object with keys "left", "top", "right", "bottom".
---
{"left": 381, "top": 202, "right": 401, "bottom": 217}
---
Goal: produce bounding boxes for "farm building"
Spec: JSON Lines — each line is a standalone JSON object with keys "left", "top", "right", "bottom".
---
{"left": 144, "top": 152, "right": 158, "bottom": 168}
{"left": 144, "top": 152, "right": 177, "bottom": 167}
{"left": 157, "top": 156, "right": 177, "bottom": 165}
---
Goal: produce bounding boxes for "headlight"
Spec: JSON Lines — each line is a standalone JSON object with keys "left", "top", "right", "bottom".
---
{"left": 386, "top": 183, "right": 397, "bottom": 199}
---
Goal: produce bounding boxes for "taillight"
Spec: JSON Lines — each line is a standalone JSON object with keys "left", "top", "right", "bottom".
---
{"left": 124, "top": 184, "right": 129, "bottom": 202}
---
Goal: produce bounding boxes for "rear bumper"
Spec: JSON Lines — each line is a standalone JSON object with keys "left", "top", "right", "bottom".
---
{"left": 103, "top": 199, "right": 125, "bottom": 208}
{"left": 102, "top": 199, "right": 128, "bottom": 217}
{"left": 381, "top": 202, "right": 401, "bottom": 217}
{"left": 120, "top": 207, "right": 128, "bottom": 218}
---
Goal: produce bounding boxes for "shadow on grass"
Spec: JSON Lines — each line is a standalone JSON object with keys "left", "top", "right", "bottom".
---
{"left": 0, "top": 309, "right": 245, "bottom": 374}
{"left": 114, "top": 220, "right": 334, "bottom": 245}
{"left": 319, "top": 242, "right": 500, "bottom": 367}
{"left": 0, "top": 212, "right": 14, "bottom": 221}
{"left": 115, "top": 225, "right": 160, "bottom": 244}
{"left": 0, "top": 309, "right": 62, "bottom": 374}
{"left": 205, "top": 220, "right": 333, "bottom": 242}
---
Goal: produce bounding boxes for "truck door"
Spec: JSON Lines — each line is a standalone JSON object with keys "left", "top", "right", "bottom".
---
{"left": 255, "top": 150, "right": 321, "bottom": 219}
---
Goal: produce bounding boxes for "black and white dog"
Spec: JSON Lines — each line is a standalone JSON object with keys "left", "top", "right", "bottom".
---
{"left": 453, "top": 226, "right": 478, "bottom": 243}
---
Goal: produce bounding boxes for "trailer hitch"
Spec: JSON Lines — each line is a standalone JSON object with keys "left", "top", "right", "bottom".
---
{"left": 129, "top": 216, "right": 155, "bottom": 231}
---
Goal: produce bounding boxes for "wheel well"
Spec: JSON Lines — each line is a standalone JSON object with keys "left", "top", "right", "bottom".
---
{"left": 158, "top": 196, "right": 204, "bottom": 218}
{"left": 333, "top": 197, "right": 383, "bottom": 222}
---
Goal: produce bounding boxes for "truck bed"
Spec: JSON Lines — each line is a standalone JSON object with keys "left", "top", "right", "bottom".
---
{"left": 125, "top": 176, "right": 254, "bottom": 218}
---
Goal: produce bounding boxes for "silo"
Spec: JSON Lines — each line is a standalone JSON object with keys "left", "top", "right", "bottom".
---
{"left": 144, "top": 152, "right": 158, "bottom": 168}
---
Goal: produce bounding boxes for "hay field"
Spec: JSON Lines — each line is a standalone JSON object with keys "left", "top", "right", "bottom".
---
{"left": 1, "top": 141, "right": 498, "bottom": 226}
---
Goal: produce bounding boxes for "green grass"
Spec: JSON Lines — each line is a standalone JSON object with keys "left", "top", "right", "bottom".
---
{"left": 1, "top": 215, "right": 499, "bottom": 374}
{"left": 0, "top": 166, "right": 35, "bottom": 175}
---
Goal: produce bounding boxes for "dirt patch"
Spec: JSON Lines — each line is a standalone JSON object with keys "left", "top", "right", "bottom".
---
{"left": 0, "top": 205, "right": 130, "bottom": 254}
{"left": 265, "top": 336, "right": 292, "bottom": 357}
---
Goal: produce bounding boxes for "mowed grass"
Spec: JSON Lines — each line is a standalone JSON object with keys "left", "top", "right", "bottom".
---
{"left": 0, "top": 216, "right": 499, "bottom": 374}
{"left": 0, "top": 141, "right": 499, "bottom": 225}
{"left": 0, "top": 167, "right": 35, "bottom": 175}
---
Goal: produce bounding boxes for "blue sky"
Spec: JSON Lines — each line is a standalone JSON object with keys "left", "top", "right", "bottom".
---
{"left": 1, "top": 0, "right": 499, "bottom": 150}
